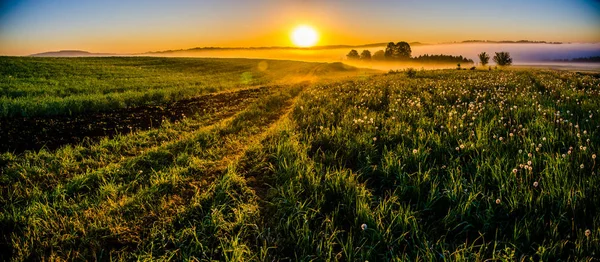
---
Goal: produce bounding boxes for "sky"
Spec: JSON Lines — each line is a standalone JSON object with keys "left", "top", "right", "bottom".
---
{"left": 0, "top": 0, "right": 599, "bottom": 55}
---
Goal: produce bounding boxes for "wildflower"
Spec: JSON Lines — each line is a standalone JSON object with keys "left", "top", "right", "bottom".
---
{"left": 580, "top": 164, "right": 584, "bottom": 169}
{"left": 412, "top": 149, "right": 418, "bottom": 154}
{"left": 460, "top": 144, "right": 465, "bottom": 149}
{"left": 527, "top": 161, "right": 532, "bottom": 166}
{"left": 373, "top": 137, "right": 377, "bottom": 142}
{"left": 533, "top": 181, "right": 539, "bottom": 187}
{"left": 513, "top": 169, "right": 518, "bottom": 174}
{"left": 361, "top": 224, "right": 368, "bottom": 231}
{"left": 495, "top": 199, "right": 501, "bottom": 205}
{"left": 499, "top": 137, "right": 504, "bottom": 141}
{"left": 455, "top": 147, "right": 460, "bottom": 151}
{"left": 528, "top": 153, "right": 533, "bottom": 158}
{"left": 586, "top": 229, "right": 591, "bottom": 237}
{"left": 593, "top": 154, "right": 597, "bottom": 159}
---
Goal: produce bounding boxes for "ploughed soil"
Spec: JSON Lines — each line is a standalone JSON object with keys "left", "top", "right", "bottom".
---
{"left": 0, "top": 87, "right": 270, "bottom": 154}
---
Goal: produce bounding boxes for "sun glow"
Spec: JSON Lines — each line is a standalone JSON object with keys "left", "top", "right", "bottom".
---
{"left": 291, "top": 25, "right": 319, "bottom": 47}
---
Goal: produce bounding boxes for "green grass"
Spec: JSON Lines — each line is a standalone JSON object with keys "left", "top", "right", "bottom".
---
{"left": 0, "top": 57, "right": 362, "bottom": 117}
{"left": 1, "top": 59, "right": 599, "bottom": 261}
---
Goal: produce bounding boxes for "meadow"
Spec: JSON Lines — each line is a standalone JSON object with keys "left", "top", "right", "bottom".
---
{"left": 1, "top": 58, "right": 599, "bottom": 261}
{"left": 0, "top": 57, "right": 360, "bottom": 117}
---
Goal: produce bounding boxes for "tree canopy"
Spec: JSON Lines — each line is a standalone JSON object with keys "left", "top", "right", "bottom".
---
{"left": 372, "top": 50, "right": 385, "bottom": 60}
{"left": 346, "top": 49, "right": 360, "bottom": 60}
{"left": 360, "top": 50, "right": 371, "bottom": 60}
{"left": 478, "top": 52, "right": 490, "bottom": 66}
{"left": 493, "top": 52, "right": 513, "bottom": 66}
{"left": 384, "top": 42, "right": 411, "bottom": 60}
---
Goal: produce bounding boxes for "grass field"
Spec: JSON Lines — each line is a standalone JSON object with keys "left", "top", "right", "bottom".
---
{"left": 1, "top": 58, "right": 599, "bottom": 261}
{"left": 0, "top": 57, "right": 363, "bottom": 117}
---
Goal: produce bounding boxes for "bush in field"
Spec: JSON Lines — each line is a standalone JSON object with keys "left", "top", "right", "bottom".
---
{"left": 405, "top": 68, "right": 417, "bottom": 78}
{"left": 478, "top": 52, "right": 490, "bottom": 66}
{"left": 493, "top": 52, "right": 513, "bottom": 66}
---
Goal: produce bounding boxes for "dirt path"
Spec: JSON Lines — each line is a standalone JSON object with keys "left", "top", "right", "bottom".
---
{"left": 0, "top": 87, "right": 271, "bottom": 153}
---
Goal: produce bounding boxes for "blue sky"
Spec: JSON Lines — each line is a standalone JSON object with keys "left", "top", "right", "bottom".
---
{"left": 1, "top": 0, "right": 599, "bottom": 55}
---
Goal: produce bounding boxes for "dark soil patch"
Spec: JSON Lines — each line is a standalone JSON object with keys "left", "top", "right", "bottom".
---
{"left": 0, "top": 87, "right": 270, "bottom": 153}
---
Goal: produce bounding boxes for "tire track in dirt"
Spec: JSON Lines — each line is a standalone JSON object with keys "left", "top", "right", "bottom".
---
{"left": 0, "top": 87, "right": 271, "bottom": 153}
{"left": 1, "top": 86, "right": 306, "bottom": 260}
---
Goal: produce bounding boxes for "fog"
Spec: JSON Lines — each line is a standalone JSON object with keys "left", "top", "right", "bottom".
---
{"left": 149, "top": 43, "right": 600, "bottom": 71}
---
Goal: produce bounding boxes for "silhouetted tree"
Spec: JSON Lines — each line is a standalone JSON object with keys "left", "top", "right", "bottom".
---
{"left": 396, "top": 41, "right": 411, "bottom": 60}
{"left": 360, "top": 50, "right": 371, "bottom": 60}
{"left": 493, "top": 52, "right": 512, "bottom": 66}
{"left": 372, "top": 50, "right": 385, "bottom": 60}
{"left": 411, "top": 54, "right": 473, "bottom": 64}
{"left": 384, "top": 42, "right": 412, "bottom": 60}
{"left": 347, "top": 49, "right": 360, "bottom": 60}
{"left": 478, "top": 52, "right": 490, "bottom": 66}
{"left": 384, "top": 42, "right": 395, "bottom": 60}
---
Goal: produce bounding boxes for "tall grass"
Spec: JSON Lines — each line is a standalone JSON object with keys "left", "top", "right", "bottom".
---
{"left": 1, "top": 67, "right": 598, "bottom": 260}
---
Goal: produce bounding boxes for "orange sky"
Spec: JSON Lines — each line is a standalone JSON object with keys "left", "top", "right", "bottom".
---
{"left": 0, "top": 0, "right": 599, "bottom": 55}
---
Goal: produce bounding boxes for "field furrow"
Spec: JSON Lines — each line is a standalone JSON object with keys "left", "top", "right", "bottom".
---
{"left": 0, "top": 84, "right": 304, "bottom": 260}
{"left": 0, "top": 86, "right": 270, "bottom": 153}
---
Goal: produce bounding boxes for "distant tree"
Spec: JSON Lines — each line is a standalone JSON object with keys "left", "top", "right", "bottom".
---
{"left": 396, "top": 41, "right": 411, "bottom": 60}
{"left": 384, "top": 42, "right": 395, "bottom": 60}
{"left": 360, "top": 50, "right": 371, "bottom": 60}
{"left": 411, "top": 54, "right": 473, "bottom": 64}
{"left": 569, "top": 56, "right": 600, "bottom": 62}
{"left": 385, "top": 42, "right": 412, "bottom": 60}
{"left": 372, "top": 50, "right": 385, "bottom": 60}
{"left": 347, "top": 49, "right": 360, "bottom": 60}
{"left": 478, "top": 52, "right": 490, "bottom": 66}
{"left": 493, "top": 52, "right": 512, "bottom": 66}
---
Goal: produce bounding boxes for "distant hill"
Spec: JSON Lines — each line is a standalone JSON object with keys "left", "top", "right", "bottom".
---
{"left": 460, "top": 40, "right": 564, "bottom": 44}
{"left": 29, "top": 50, "right": 117, "bottom": 57}
{"left": 144, "top": 42, "right": 426, "bottom": 55}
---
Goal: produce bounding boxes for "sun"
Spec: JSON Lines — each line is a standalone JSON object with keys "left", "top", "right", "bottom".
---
{"left": 291, "top": 25, "right": 319, "bottom": 47}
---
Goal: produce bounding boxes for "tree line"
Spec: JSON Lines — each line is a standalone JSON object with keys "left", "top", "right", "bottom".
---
{"left": 347, "top": 42, "right": 513, "bottom": 66}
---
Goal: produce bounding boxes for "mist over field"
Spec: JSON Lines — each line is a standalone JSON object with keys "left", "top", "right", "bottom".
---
{"left": 143, "top": 42, "right": 600, "bottom": 71}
